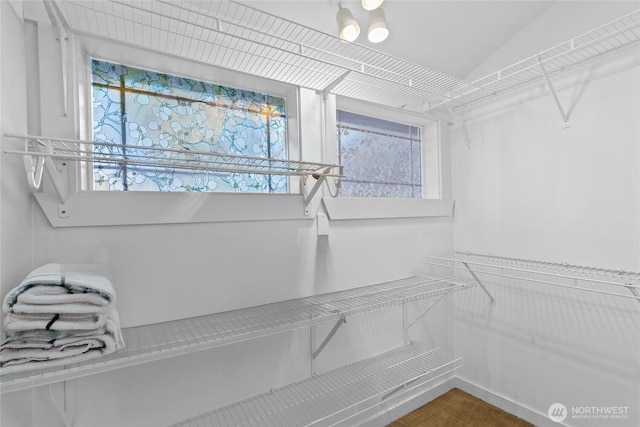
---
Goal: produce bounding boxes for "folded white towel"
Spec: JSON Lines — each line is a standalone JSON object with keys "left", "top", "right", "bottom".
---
{"left": 5, "top": 325, "right": 108, "bottom": 341}
{"left": 4, "top": 311, "right": 109, "bottom": 332}
{"left": 0, "top": 310, "right": 124, "bottom": 375}
{"left": 3, "top": 264, "right": 116, "bottom": 315}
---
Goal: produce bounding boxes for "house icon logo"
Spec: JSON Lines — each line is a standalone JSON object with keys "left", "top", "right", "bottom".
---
{"left": 548, "top": 403, "right": 568, "bottom": 423}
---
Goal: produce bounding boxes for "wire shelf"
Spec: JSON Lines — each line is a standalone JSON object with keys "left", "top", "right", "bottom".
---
{"left": 0, "top": 275, "right": 473, "bottom": 393}
{"left": 50, "top": 0, "right": 475, "bottom": 113}
{"left": 5, "top": 135, "right": 343, "bottom": 178}
{"left": 440, "top": 10, "right": 640, "bottom": 110}
{"left": 425, "top": 252, "right": 640, "bottom": 302}
{"left": 172, "top": 342, "right": 461, "bottom": 427}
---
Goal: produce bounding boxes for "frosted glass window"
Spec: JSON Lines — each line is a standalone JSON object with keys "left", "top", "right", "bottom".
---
{"left": 91, "top": 59, "right": 287, "bottom": 193}
{"left": 337, "top": 110, "right": 422, "bottom": 198}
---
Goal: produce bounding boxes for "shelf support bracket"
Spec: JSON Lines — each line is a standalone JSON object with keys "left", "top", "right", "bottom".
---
{"left": 624, "top": 285, "right": 640, "bottom": 305}
{"left": 44, "top": 0, "right": 72, "bottom": 117}
{"left": 537, "top": 57, "right": 570, "bottom": 128}
{"left": 381, "top": 376, "right": 422, "bottom": 401}
{"left": 461, "top": 261, "right": 495, "bottom": 304}
{"left": 44, "top": 383, "right": 74, "bottom": 427}
{"left": 303, "top": 168, "right": 332, "bottom": 215}
{"left": 404, "top": 294, "right": 447, "bottom": 339}
{"left": 312, "top": 314, "right": 346, "bottom": 360}
{"left": 21, "top": 138, "right": 70, "bottom": 216}
{"left": 321, "top": 71, "right": 351, "bottom": 100}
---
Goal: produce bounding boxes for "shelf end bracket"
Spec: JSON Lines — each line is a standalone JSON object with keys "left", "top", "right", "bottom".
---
{"left": 303, "top": 168, "right": 332, "bottom": 215}
{"left": 20, "top": 137, "right": 70, "bottom": 216}
{"left": 624, "top": 284, "right": 640, "bottom": 305}
{"left": 321, "top": 71, "right": 351, "bottom": 101}
{"left": 462, "top": 261, "right": 495, "bottom": 304}
{"left": 312, "top": 314, "right": 346, "bottom": 360}
{"left": 538, "top": 57, "right": 570, "bottom": 128}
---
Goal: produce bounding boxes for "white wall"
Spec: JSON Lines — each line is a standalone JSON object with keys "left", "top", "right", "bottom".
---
{"left": 451, "top": 3, "right": 640, "bottom": 426}
{"left": 0, "top": 10, "right": 455, "bottom": 427}
{"left": 466, "top": 1, "right": 639, "bottom": 81}
{"left": 1, "top": 1, "right": 33, "bottom": 305}
{"left": 1, "top": 3, "right": 40, "bottom": 426}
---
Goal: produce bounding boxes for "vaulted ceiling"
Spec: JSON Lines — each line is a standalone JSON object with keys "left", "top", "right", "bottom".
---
{"left": 241, "top": 0, "right": 554, "bottom": 79}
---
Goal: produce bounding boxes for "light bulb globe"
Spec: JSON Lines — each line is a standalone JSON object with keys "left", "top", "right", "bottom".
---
{"left": 336, "top": 8, "right": 360, "bottom": 42}
{"left": 362, "top": 0, "right": 384, "bottom": 11}
{"left": 367, "top": 8, "right": 388, "bottom": 43}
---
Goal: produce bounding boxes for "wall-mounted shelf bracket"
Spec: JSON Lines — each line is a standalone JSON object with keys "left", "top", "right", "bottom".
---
{"left": 47, "top": 384, "right": 74, "bottom": 427}
{"left": 304, "top": 167, "right": 342, "bottom": 215}
{"left": 461, "top": 261, "right": 496, "bottom": 304}
{"left": 320, "top": 71, "right": 351, "bottom": 101}
{"left": 625, "top": 285, "right": 640, "bottom": 305}
{"left": 381, "top": 376, "right": 422, "bottom": 402}
{"left": 312, "top": 313, "right": 346, "bottom": 360}
{"left": 19, "top": 138, "right": 70, "bottom": 216}
{"left": 404, "top": 294, "right": 447, "bottom": 342}
{"left": 43, "top": 0, "right": 72, "bottom": 117}
{"left": 538, "top": 57, "right": 570, "bottom": 128}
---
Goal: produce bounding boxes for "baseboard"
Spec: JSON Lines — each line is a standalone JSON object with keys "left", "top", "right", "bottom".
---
{"left": 358, "top": 375, "right": 558, "bottom": 427}
{"left": 453, "top": 377, "right": 557, "bottom": 427}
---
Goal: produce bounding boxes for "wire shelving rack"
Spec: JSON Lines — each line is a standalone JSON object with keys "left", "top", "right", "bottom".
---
{"left": 425, "top": 252, "right": 640, "bottom": 303}
{"left": 50, "top": 0, "right": 475, "bottom": 113}
{"left": 172, "top": 342, "right": 460, "bottom": 427}
{"left": 3, "top": 134, "right": 344, "bottom": 215}
{"left": 45, "top": 2, "right": 639, "bottom": 113}
{"left": 6, "top": 134, "right": 343, "bottom": 178}
{"left": 0, "top": 275, "right": 474, "bottom": 393}
{"left": 441, "top": 10, "right": 640, "bottom": 111}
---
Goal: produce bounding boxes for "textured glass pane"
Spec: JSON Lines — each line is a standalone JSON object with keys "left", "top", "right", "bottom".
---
{"left": 92, "top": 85, "right": 125, "bottom": 191}
{"left": 339, "top": 128, "right": 413, "bottom": 184}
{"left": 411, "top": 139, "right": 422, "bottom": 197}
{"left": 91, "top": 59, "right": 287, "bottom": 193}
{"left": 337, "top": 110, "right": 422, "bottom": 199}
{"left": 340, "top": 182, "right": 414, "bottom": 198}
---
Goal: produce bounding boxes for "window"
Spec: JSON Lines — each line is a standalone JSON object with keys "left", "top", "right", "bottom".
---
{"left": 91, "top": 59, "right": 288, "bottom": 193}
{"left": 336, "top": 110, "right": 422, "bottom": 198}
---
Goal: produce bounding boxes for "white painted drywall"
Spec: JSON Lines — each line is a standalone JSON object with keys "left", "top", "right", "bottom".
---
{"left": 451, "top": 3, "right": 640, "bottom": 426}
{"left": 0, "top": 12, "right": 455, "bottom": 427}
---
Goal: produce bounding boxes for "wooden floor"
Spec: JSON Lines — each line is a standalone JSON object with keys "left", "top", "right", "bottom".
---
{"left": 388, "top": 388, "right": 533, "bottom": 427}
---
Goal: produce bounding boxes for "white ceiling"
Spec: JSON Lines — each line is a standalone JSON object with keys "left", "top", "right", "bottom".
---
{"left": 241, "top": 0, "right": 554, "bottom": 79}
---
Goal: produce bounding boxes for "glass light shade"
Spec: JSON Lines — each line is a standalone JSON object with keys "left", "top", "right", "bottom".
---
{"left": 336, "top": 7, "right": 360, "bottom": 42}
{"left": 367, "top": 8, "right": 389, "bottom": 43}
{"left": 362, "top": 0, "right": 384, "bottom": 11}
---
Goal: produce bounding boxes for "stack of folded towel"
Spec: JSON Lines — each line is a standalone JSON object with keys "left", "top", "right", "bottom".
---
{"left": 0, "top": 263, "right": 124, "bottom": 375}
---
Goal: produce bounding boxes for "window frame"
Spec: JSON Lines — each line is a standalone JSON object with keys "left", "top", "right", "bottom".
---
{"left": 33, "top": 33, "right": 313, "bottom": 227}
{"left": 321, "top": 96, "right": 451, "bottom": 221}
{"left": 336, "top": 109, "right": 424, "bottom": 199}
{"left": 88, "top": 58, "right": 291, "bottom": 194}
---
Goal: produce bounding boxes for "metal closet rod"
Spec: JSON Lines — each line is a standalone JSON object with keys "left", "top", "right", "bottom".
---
{"left": 424, "top": 256, "right": 640, "bottom": 301}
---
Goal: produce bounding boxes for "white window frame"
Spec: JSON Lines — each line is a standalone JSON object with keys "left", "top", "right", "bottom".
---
{"left": 321, "top": 96, "right": 453, "bottom": 220}
{"left": 33, "top": 30, "right": 312, "bottom": 227}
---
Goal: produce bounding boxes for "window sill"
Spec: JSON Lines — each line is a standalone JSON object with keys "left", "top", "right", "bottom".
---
{"left": 321, "top": 197, "right": 454, "bottom": 220}
{"left": 34, "top": 191, "right": 311, "bottom": 227}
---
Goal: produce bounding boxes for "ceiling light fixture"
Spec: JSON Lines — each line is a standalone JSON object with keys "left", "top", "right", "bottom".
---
{"left": 336, "top": 7, "right": 360, "bottom": 42}
{"left": 362, "top": 0, "right": 384, "bottom": 11}
{"left": 367, "top": 7, "right": 389, "bottom": 43}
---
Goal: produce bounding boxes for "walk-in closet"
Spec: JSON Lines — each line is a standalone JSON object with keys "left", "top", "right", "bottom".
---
{"left": 1, "top": 1, "right": 639, "bottom": 426}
